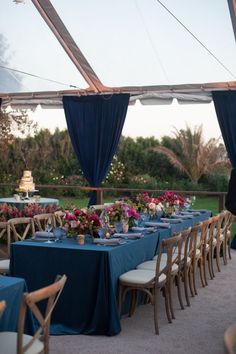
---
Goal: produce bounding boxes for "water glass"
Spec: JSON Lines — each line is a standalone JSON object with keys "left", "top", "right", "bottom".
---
{"left": 114, "top": 222, "right": 122, "bottom": 233}
{"left": 98, "top": 227, "right": 106, "bottom": 238}
{"left": 53, "top": 227, "right": 63, "bottom": 242}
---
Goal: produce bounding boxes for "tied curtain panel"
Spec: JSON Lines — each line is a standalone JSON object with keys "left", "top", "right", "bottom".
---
{"left": 212, "top": 91, "right": 236, "bottom": 168}
{"left": 212, "top": 91, "right": 236, "bottom": 222}
{"left": 63, "top": 94, "right": 130, "bottom": 205}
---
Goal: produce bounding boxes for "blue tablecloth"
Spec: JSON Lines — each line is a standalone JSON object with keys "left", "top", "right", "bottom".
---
{"left": 0, "top": 276, "right": 35, "bottom": 334}
{"left": 0, "top": 197, "right": 59, "bottom": 211}
{"left": 10, "top": 210, "right": 211, "bottom": 335}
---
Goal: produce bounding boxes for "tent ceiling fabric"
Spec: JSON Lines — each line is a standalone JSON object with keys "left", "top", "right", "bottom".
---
{"left": 1, "top": 80, "right": 235, "bottom": 109}
{"left": 31, "top": 0, "right": 106, "bottom": 93}
{"left": 0, "top": 1, "right": 236, "bottom": 109}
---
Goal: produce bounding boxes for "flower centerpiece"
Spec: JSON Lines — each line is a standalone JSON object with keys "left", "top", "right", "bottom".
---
{"left": 133, "top": 193, "right": 162, "bottom": 220}
{"left": 63, "top": 208, "right": 101, "bottom": 237}
{"left": 155, "top": 191, "right": 185, "bottom": 217}
{"left": 105, "top": 201, "right": 139, "bottom": 228}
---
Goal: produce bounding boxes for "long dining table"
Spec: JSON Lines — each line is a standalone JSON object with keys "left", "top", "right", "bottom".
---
{"left": 0, "top": 276, "right": 35, "bottom": 334}
{"left": 9, "top": 210, "right": 211, "bottom": 336}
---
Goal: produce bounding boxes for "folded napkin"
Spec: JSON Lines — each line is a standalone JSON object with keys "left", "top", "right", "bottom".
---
{"left": 113, "top": 233, "right": 143, "bottom": 239}
{"left": 181, "top": 211, "right": 201, "bottom": 216}
{"left": 160, "top": 218, "right": 182, "bottom": 224}
{"left": 144, "top": 222, "right": 170, "bottom": 228}
{"left": 189, "top": 209, "right": 208, "bottom": 213}
{"left": 34, "top": 231, "right": 55, "bottom": 239}
{"left": 173, "top": 214, "right": 193, "bottom": 220}
{"left": 131, "top": 226, "right": 156, "bottom": 232}
{"left": 93, "top": 238, "right": 121, "bottom": 245}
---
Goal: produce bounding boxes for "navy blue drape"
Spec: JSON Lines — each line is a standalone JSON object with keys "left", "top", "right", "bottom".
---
{"left": 212, "top": 91, "right": 236, "bottom": 168}
{"left": 63, "top": 94, "right": 130, "bottom": 205}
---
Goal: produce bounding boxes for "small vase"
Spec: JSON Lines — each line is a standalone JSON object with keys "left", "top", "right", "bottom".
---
{"left": 77, "top": 234, "right": 85, "bottom": 245}
{"left": 114, "top": 222, "right": 122, "bottom": 233}
{"left": 122, "top": 223, "right": 129, "bottom": 233}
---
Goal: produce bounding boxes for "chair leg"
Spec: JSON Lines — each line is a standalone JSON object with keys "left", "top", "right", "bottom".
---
{"left": 118, "top": 284, "right": 123, "bottom": 315}
{"left": 153, "top": 289, "right": 160, "bottom": 335}
{"left": 207, "top": 252, "right": 214, "bottom": 280}
{"left": 211, "top": 247, "right": 215, "bottom": 278}
{"left": 175, "top": 273, "right": 184, "bottom": 310}
{"left": 168, "top": 279, "right": 175, "bottom": 320}
{"left": 129, "top": 290, "right": 138, "bottom": 317}
{"left": 188, "top": 268, "right": 195, "bottom": 297}
{"left": 216, "top": 244, "right": 221, "bottom": 272}
{"left": 223, "top": 239, "right": 227, "bottom": 265}
{"left": 199, "top": 260, "right": 205, "bottom": 287}
{"left": 162, "top": 286, "right": 172, "bottom": 323}
{"left": 228, "top": 240, "right": 232, "bottom": 260}
{"left": 184, "top": 268, "right": 191, "bottom": 306}
{"left": 192, "top": 259, "right": 198, "bottom": 295}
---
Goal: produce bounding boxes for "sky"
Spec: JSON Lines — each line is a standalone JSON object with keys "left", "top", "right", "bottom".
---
{"left": 1, "top": 0, "right": 236, "bottom": 141}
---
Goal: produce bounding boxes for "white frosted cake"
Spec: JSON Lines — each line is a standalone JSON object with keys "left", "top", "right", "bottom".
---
{"left": 19, "top": 170, "right": 35, "bottom": 192}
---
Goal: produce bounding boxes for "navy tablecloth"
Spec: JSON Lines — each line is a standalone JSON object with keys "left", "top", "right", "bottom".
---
{"left": 10, "top": 210, "right": 211, "bottom": 335}
{"left": 0, "top": 276, "right": 35, "bottom": 334}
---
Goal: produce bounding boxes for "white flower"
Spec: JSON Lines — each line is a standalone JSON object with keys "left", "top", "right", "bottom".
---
{"left": 156, "top": 204, "right": 163, "bottom": 211}
{"left": 148, "top": 202, "right": 156, "bottom": 210}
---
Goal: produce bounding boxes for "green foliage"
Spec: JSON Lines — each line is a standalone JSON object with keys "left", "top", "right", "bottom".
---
{"left": 0, "top": 115, "right": 230, "bottom": 195}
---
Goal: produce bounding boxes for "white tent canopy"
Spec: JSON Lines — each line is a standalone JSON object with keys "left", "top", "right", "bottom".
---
{"left": 1, "top": 0, "right": 236, "bottom": 109}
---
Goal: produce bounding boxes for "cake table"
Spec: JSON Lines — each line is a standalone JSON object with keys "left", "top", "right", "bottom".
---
{"left": 0, "top": 197, "right": 59, "bottom": 211}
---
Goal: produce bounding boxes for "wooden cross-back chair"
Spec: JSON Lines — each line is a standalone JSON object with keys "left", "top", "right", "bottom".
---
{"left": 54, "top": 210, "right": 65, "bottom": 227}
{"left": 222, "top": 210, "right": 235, "bottom": 264}
{"left": 119, "top": 233, "right": 182, "bottom": 334}
{"left": 33, "top": 213, "right": 56, "bottom": 232}
{"left": 224, "top": 323, "right": 236, "bottom": 354}
{"left": 0, "top": 274, "right": 67, "bottom": 354}
{"left": 137, "top": 231, "right": 184, "bottom": 320}
{"left": 8, "top": 217, "right": 35, "bottom": 244}
{"left": 0, "top": 222, "right": 9, "bottom": 275}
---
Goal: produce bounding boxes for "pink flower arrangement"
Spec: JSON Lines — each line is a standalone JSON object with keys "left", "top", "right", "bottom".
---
{"left": 105, "top": 202, "right": 139, "bottom": 223}
{"left": 64, "top": 208, "right": 101, "bottom": 236}
{"left": 154, "top": 191, "right": 185, "bottom": 217}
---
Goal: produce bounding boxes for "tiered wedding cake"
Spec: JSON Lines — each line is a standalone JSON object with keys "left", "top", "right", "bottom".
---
{"left": 19, "top": 170, "right": 35, "bottom": 192}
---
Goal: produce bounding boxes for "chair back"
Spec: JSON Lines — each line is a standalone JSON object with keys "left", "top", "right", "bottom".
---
{"left": 33, "top": 213, "right": 56, "bottom": 231}
{"left": 207, "top": 215, "right": 220, "bottom": 245}
{"left": 0, "top": 221, "right": 8, "bottom": 257}
{"left": 179, "top": 227, "right": 192, "bottom": 265}
{"left": 0, "top": 300, "right": 6, "bottom": 317}
{"left": 224, "top": 323, "right": 236, "bottom": 354}
{"left": 7, "top": 217, "right": 35, "bottom": 255}
{"left": 189, "top": 222, "right": 202, "bottom": 258}
{"left": 54, "top": 210, "right": 65, "bottom": 227}
{"left": 222, "top": 210, "right": 235, "bottom": 238}
{"left": 158, "top": 232, "right": 182, "bottom": 285}
{"left": 197, "top": 218, "right": 212, "bottom": 253}
{"left": 17, "top": 274, "right": 67, "bottom": 354}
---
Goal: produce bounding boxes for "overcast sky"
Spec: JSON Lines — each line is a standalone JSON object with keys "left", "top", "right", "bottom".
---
{"left": 1, "top": 0, "right": 235, "bottom": 140}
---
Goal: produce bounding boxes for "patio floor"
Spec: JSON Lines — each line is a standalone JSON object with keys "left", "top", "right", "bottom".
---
{"left": 49, "top": 249, "right": 236, "bottom": 354}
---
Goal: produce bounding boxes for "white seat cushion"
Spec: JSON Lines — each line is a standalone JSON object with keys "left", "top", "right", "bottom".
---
{"left": 120, "top": 269, "right": 159, "bottom": 285}
{"left": 0, "top": 259, "right": 10, "bottom": 273}
{"left": 0, "top": 332, "right": 44, "bottom": 354}
{"left": 137, "top": 260, "right": 178, "bottom": 273}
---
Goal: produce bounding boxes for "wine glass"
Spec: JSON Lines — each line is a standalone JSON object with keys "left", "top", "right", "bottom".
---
{"left": 45, "top": 218, "right": 53, "bottom": 243}
{"left": 53, "top": 227, "right": 62, "bottom": 243}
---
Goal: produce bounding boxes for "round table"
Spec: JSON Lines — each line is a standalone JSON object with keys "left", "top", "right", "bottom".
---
{"left": 0, "top": 197, "right": 59, "bottom": 211}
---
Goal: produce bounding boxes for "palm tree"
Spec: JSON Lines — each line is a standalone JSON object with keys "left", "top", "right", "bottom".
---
{"left": 152, "top": 125, "right": 230, "bottom": 183}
